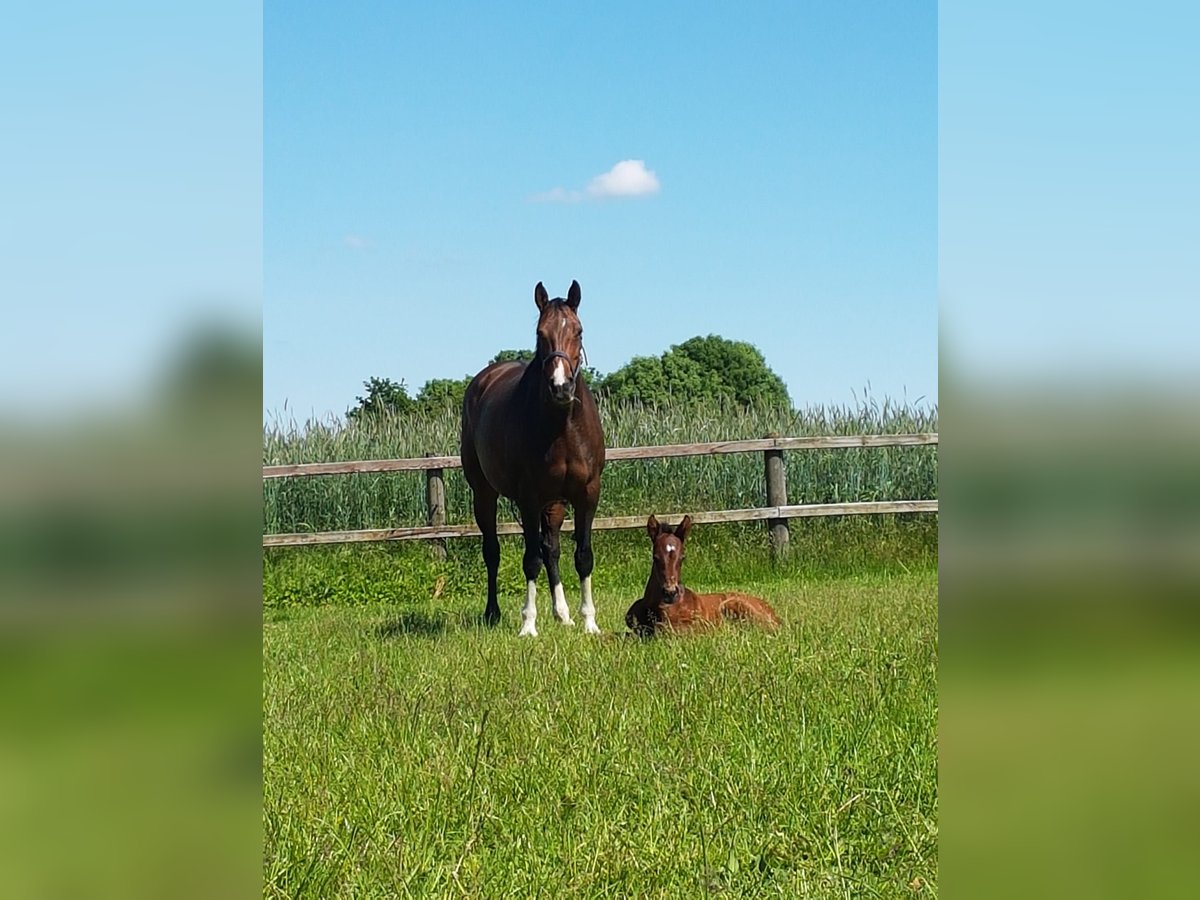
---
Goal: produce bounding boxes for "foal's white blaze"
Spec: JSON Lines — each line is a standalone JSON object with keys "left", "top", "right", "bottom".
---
{"left": 552, "top": 582, "right": 574, "bottom": 625}
{"left": 580, "top": 574, "right": 600, "bottom": 634}
{"left": 551, "top": 359, "right": 568, "bottom": 387}
{"left": 519, "top": 579, "right": 538, "bottom": 637}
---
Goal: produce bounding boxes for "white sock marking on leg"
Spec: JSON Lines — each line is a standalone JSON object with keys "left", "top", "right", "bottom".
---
{"left": 552, "top": 582, "right": 574, "bottom": 625}
{"left": 580, "top": 575, "right": 600, "bottom": 634}
{"left": 519, "top": 579, "right": 538, "bottom": 637}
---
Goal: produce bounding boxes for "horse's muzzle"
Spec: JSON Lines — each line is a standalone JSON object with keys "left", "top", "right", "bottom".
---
{"left": 548, "top": 382, "right": 576, "bottom": 407}
{"left": 544, "top": 350, "right": 578, "bottom": 407}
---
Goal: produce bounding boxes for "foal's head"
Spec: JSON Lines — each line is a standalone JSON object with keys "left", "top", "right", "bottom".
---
{"left": 646, "top": 514, "right": 693, "bottom": 602}
{"left": 533, "top": 280, "right": 585, "bottom": 408}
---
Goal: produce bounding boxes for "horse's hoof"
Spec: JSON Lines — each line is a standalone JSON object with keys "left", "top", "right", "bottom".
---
{"left": 583, "top": 621, "right": 602, "bottom": 635}
{"left": 557, "top": 617, "right": 576, "bottom": 627}
{"left": 518, "top": 625, "right": 538, "bottom": 638}
{"left": 483, "top": 609, "right": 501, "bottom": 627}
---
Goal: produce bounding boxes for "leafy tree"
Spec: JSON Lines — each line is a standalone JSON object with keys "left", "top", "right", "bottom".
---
{"left": 346, "top": 377, "right": 414, "bottom": 421}
{"left": 673, "top": 335, "right": 790, "bottom": 407}
{"left": 490, "top": 349, "right": 534, "bottom": 365}
{"left": 416, "top": 376, "right": 472, "bottom": 413}
{"left": 578, "top": 365, "right": 604, "bottom": 389}
{"left": 596, "top": 355, "right": 669, "bottom": 405}
{"left": 596, "top": 335, "right": 789, "bottom": 408}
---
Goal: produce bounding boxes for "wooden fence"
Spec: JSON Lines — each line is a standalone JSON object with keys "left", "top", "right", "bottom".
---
{"left": 262, "top": 432, "right": 938, "bottom": 550}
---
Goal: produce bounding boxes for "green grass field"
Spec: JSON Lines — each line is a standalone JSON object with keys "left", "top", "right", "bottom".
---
{"left": 264, "top": 396, "right": 938, "bottom": 895}
{"left": 263, "top": 525, "right": 938, "bottom": 897}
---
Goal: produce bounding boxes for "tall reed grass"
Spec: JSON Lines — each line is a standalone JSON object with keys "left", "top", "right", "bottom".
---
{"left": 263, "top": 396, "right": 937, "bottom": 535}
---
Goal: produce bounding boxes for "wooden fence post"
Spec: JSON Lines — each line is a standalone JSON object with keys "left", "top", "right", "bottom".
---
{"left": 763, "top": 434, "right": 789, "bottom": 558}
{"left": 425, "top": 457, "right": 446, "bottom": 560}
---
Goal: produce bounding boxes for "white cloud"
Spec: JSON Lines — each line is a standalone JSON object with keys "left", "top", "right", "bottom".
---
{"left": 531, "top": 159, "right": 661, "bottom": 203}
{"left": 343, "top": 233, "right": 374, "bottom": 249}
{"left": 585, "top": 159, "right": 661, "bottom": 198}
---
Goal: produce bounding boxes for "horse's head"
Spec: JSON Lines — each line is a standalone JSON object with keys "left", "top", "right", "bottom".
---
{"left": 533, "top": 280, "right": 585, "bottom": 408}
{"left": 646, "top": 514, "right": 693, "bottom": 602}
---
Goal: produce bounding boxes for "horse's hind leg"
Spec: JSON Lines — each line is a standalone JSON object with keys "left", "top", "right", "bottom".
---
{"left": 541, "top": 502, "right": 573, "bottom": 626}
{"left": 725, "top": 594, "right": 782, "bottom": 630}
{"left": 473, "top": 489, "right": 501, "bottom": 626}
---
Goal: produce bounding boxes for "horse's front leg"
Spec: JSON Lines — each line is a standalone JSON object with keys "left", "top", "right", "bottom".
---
{"left": 518, "top": 507, "right": 544, "bottom": 637}
{"left": 573, "top": 484, "right": 602, "bottom": 635}
{"left": 541, "top": 502, "right": 573, "bottom": 626}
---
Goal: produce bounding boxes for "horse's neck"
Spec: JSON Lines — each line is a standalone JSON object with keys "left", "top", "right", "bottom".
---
{"left": 519, "top": 363, "right": 577, "bottom": 433}
{"left": 643, "top": 574, "right": 659, "bottom": 602}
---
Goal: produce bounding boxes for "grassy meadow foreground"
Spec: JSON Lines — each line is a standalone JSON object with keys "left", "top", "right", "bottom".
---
{"left": 264, "top": 398, "right": 938, "bottom": 895}
{"left": 264, "top": 524, "right": 938, "bottom": 897}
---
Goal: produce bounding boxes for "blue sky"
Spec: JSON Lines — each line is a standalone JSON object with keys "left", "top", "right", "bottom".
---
{"left": 940, "top": 0, "right": 1199, "bottom": 382}
{"left": 4, "top": 4, "right": 1193, "bottom": 425}
{"left": 0, "top": 1, "right": 261, "bottom": 418}
{"left": 264, "top": 1, "right": 937, "bottom": 420}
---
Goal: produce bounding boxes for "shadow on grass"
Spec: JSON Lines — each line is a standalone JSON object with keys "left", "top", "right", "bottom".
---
{"left": 375, "top": 607, "right": 491, "bottom": 640}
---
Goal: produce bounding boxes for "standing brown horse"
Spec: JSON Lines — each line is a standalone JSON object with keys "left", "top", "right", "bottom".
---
{"left": 460, "top": 280, "right": 606, "bottom": 636}
{"left": 625, "top": 515, "right": 782, "bottom": 636}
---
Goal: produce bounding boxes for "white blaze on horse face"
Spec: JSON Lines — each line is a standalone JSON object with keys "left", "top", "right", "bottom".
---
{"left": 552, "top": 582, "right": 574, "bottom": 625}
{"left": 580, "top": 574, "right": 600, "bottom": 634}
{"left": 519, "top": 580, "right": 538, "bottom": 637}
{"left": 551, "top": 358, "right": 568, "bottom": 387}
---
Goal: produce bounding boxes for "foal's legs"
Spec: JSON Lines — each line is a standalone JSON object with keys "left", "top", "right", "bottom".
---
{"left": 572, "top": 482, "right": 602, "bottom": 635}
{"left": 473, "top": 489, "right": 501, "bottom": 627}
{"left": 541, "top": 502, "right": 573, "bottom": 626}
{"left": 518, "top": 505, "right": 544, "bottom": 637}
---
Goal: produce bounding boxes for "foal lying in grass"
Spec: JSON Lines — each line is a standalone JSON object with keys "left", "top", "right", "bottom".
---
{"left": 624, "top": 515, "right": 781, "bottom": 637}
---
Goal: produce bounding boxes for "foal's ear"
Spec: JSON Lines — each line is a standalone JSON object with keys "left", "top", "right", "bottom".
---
{"left": 566, "top": 280, "right": 581, "bottom": 310}
{"left": 534, "top": 282, "right": 550, "bottom": 311}
{"left": 646, "top": 515, "right": 660, "bottom": 541}
{"left": 676, "top": 515, "right": 693, "bottom": 543}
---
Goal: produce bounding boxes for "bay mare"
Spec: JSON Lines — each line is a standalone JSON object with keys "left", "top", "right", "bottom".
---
{"left": 460, "top": 280, "right": 606, "bottom": 636}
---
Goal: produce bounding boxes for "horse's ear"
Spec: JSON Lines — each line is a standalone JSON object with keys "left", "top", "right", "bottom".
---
{"left": 676, "top": 515, "right": 693, "bottom": 543}
{"left": 534, "top": 282, "right": 549, "bottom": 311}
{"left": 566, "top": 280, "right": 581, "bottom": 310}
{"left": 646, "top": 515, "right": 660, "bottom": 541}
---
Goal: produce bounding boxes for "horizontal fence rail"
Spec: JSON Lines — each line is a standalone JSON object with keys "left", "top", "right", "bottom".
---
{"left": 262, "top": 432, "right": 938, "bottom": 549}
{"left": 261, "top": 433, "right": 939, "bottom": 480}
{"left": 262, "top": 500, "right": 939, "bottom": 548}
